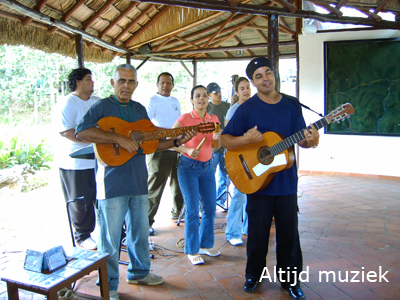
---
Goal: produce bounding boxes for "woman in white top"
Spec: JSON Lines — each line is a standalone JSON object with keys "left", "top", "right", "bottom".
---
{"left": 224, "top": 77, "right": 251, "bottom": 246}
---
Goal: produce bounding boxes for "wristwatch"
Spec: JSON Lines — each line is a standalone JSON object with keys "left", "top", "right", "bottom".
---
{"left": 173, "top": 139, "right": 180, "bottom": 148}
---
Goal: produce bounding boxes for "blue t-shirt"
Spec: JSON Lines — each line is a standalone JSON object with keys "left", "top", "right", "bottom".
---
{"left": 222, "top": 94, "right": 306, "bottom": 196}
{"left": 76, "top": 96, "right": 149, "bottom": 199}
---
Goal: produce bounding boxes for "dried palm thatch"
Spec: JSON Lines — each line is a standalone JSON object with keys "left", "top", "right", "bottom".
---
{"left": 0, "top": 18, "right": 115, "bottom": 63}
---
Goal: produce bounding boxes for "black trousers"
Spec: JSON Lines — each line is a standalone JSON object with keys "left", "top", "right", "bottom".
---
{"left": 245, "top": 193, "right": 303, "bottom": 287}
{"left": 59, "top": 168, "right": 96, "bottom": 243}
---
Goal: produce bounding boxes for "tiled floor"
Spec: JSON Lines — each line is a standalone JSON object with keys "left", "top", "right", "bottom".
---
{"left": 1, "top": 173, "right": 400, "bottom": 299}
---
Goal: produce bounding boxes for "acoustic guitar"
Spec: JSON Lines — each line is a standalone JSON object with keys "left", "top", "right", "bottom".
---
{"left": 93, "top": 116, "right": 215, "bottom": 166}
{"left": 225, "top": 103, "right": 355, "bottom": 194}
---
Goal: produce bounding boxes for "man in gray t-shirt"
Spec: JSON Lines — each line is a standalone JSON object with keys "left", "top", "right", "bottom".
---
{"left": 206, "top": 82, "right": 231, "bottom": 208}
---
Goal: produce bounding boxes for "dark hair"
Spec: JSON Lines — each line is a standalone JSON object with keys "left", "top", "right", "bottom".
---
{"left": 157, "top": 72, "right": 174, "bottom": 84}
{"left": 190, "top": 85, "right": 207, "bottom": 99}
{"left": 67, "top": 68, "right": 92, "bottom": 92}
{"left": 234, "top": 77, "right": 249, "bottom": 92}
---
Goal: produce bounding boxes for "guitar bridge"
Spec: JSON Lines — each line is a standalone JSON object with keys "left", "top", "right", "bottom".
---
{"left": 110, "top": 127, "right": 120, "bottom": 156}
{"left": 239, "top": 154, "right": 253, "bottom": 180}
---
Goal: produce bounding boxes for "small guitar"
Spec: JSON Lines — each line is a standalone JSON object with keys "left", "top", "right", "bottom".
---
{"left": 94, "top": 117, "right": 215, "bottom": 166}
{"left": 225, "top": 103, "right": 355, "bottom": 194}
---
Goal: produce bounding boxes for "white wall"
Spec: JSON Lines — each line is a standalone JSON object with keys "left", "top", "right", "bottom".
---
{"left": 297, "top": 29, "right": 400, "bottom": 177}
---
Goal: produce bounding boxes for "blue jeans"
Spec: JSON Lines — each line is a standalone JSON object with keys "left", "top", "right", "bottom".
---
{"left": 96, "top": 195, "right": 150, "bottom": 291}
{"left": 225, "top": 186, "right": 248, "bottom": 240}
{"left": 178, "top": 155, "right": 216, "bottom": 255}
{"left": 212, "top": 152, "right": 230, "bottom": 205}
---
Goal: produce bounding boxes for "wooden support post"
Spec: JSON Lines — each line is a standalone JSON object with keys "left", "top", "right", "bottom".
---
{"left": 126, "top": 52, "right": 131, "bottom": 64}
{"left": 75, "top": 34, "right": 84, "bottom": 68}
{"left": 137, "top": 57, "right": 150, "bottom": 70}
{"left": 268, "top": 14, "right": 280, "bottom": 92}
{"left": 192, "top": 60, "right": 197, "bottom": 87}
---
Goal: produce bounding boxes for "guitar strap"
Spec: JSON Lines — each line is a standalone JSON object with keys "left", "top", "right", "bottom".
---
{"left": 113, "top": 95, "right": 134, "bottom": 122}
{"left": 281, "top": 93, "right": 323, "bottom": 117}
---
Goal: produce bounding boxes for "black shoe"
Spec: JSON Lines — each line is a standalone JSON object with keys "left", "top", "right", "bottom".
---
{"left": 286, "top": 286, "right": 305, "bottom": 300}
{"left": 149, "top": 227, "right": 155, "bottom": 236}
{"left": 243, "top": 279, "right": 258, "bottom": 293}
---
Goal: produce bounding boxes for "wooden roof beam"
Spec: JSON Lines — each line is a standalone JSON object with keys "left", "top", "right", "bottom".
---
{"left": 99, "top": 2, "right": 139, "bottom": 39}
{"left": 255, "top": 29, "right": 268, "bottom": 42}
{"left": 113, "top": 4, "right": 156, "bottom": 44}
{"left": 358, "top": 8, "right": 382, "bottom": 22}
{"left": 202, "top": 13, "right": 236, "bottom": 48}
{"left": 124, "top": 5, "right": 170, "bottom": 48}
{"left": 82, "top": 0, "right": 116, "bottom": 31}
{"left": 315, "top": 3, "right": 343, "bottom": 18}
{"left": 336, "top": 0, "right": 350, "bottom": 10}
{"left": 144, "top": 41, "right": 294, "bottom": 56}
{"left": 374, "top": 0, "right": 390, "bottom": 14}
{"left": 233, "top": 36, "right": 255, "bottom": 56}
{"left": 136, "top": 0, "right": 400, "bottom": 29}
{"left": 271, "top": 0, "right": 297, "bottom": 13}
{"left": 128, "top": 0, "right": 254, "bottom": 50}
{"left": 48, "top": 0, "right": 85, "bottom": 34}
{"left": 149, "top": 14, "right": 247, "bottom": 52}
{"left": 260, "top": 16, "right": 295, "bottom": 36}
{"left": 225, "top": 0, "right": 239, "bottom": 7}
{"left": 22, "top": 0, "right": 48, "bottom": 26}
{"left": 153, "top": 36, "right": 174, "bottom": 51}
{"left": 162, "top": 15, "right": 256, "bottom": 53}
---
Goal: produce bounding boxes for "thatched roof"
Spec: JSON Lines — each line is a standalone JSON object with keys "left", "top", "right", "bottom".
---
{"left": 0, "top": 0, "right": 399, "bottom": 63}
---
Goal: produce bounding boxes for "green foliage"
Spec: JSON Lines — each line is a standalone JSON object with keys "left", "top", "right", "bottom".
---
{"left": 0, "top": 132, "right": 53, "bottom": 170}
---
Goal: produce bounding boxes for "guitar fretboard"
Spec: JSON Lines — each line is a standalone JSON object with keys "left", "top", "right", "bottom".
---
{"left": 142, "top": 125, "right": 202, "bottom": 141}
{"left": 268, "top": 117, "right": 328, "bottom": 157}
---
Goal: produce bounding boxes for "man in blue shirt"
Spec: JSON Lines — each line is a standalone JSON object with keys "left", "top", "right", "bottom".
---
{"left": 221, "top": 57, "right": 319, "bottom": 300}
{"left": 76, "top": 64, "right": 195, "bottom": 300}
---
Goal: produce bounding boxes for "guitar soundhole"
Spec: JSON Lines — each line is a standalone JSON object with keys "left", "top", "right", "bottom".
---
{"left": 257, "top": 146, "right": 273, "bottom": 165}
{"left": 130, "top": 131, "right": 143, "bottom": 144}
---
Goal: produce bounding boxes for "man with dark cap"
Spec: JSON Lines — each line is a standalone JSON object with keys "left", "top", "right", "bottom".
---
{"left": 221, "top": 57, "right": 320, "bottom": 299}
{"left": 206, "top": 82, "right": 231, "bottom": 209}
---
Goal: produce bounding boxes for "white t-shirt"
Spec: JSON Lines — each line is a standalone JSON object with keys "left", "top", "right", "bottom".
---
{"left": 146, "top": 93, "right": 181, "bottom": 128}
{"left": 54, "top": 93, "right": 100, "bottom": 170}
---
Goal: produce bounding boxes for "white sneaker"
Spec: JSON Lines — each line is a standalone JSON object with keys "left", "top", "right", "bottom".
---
{"left": 109, "top": 290, "right": 120, "bottom": 300}
{"left": 78, "top": 237, "right": 97, "bottom": 250}
{"left": 229, "top": 238, "right": 243, "bottom": 246}
{"left": 199, "top": 248, "right": 220, "bottom": 257}
{"left": 187, "top": 254, "right": 204, "bottom": 265}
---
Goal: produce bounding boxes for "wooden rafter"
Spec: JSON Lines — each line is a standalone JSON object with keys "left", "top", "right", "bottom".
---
{"left": 358, "top": 9, "right": 382, "bottom": 22}
{"left": 48, "top": 0, "right": 86, "bottom": 34}
{"left": 82, "top": 0, "right": 116, "bottom": 31}
{"left": 124, "top": 5, "right": 170, "bottom": 48}
{"left": 336, "top": 0, "right": 350, "bottom": 10}
{"left": 202, "top": 13, "right": 235, "bottom": 48}
{"left": 279, "top": 16, "right": 296, "bottom": 36}
{"left": 136, "top": 0, "right": 400, "bottom": 29}
{"left": 233, "top": 35, "right": 254, "bottom": 56}
{"left": 315, "top": 3, "right": 343, "bottom": 18}
{"left": 375, "top": 0, "right": 390, "bottom": 14}
{"left": 150, "top": 14, "right": 248, "bottom": 52}
{"left": 255, "top": 28, "right": 268, "bottom": 42}
{"left": 113, "top": 4, "right": 156, "bottom": 44}
{"left": 225, "top": 0, "right": 239, "bottom": 7}
{"left": 271, "top": 0, "right": 297, "bottom": 13}
{"left": 188, "top": 16, "right": 259, "bottom": 58}
{"left": 22, "top": 0, "right": 48, "bottom": 26}
{"left": 144, "top": 41, "right": 294, "bottom": 56}
{"left": 153, "top": 36, "right": 174, "bottom": 51}
{"left": 98, "top": 2, "right": 139, "bottom": 39}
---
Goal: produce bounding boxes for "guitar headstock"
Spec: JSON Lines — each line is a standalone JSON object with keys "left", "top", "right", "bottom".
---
{"left": 326, "top": 103, "right": 355, "bottom": 124}
{"left": 197, "top": 122, "right": 216, "bottom": 133}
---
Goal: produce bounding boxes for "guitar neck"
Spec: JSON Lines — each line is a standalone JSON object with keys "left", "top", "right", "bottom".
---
{"left": 269, "top": 117, "right": 328, "bottom": 157}
{"left": 143, "top": 125, "right": 200, "bottom": 141}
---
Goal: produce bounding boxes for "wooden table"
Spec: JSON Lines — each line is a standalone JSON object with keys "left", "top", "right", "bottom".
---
{"left": 1, "top": 247, "right": 109, "bottom": 300}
